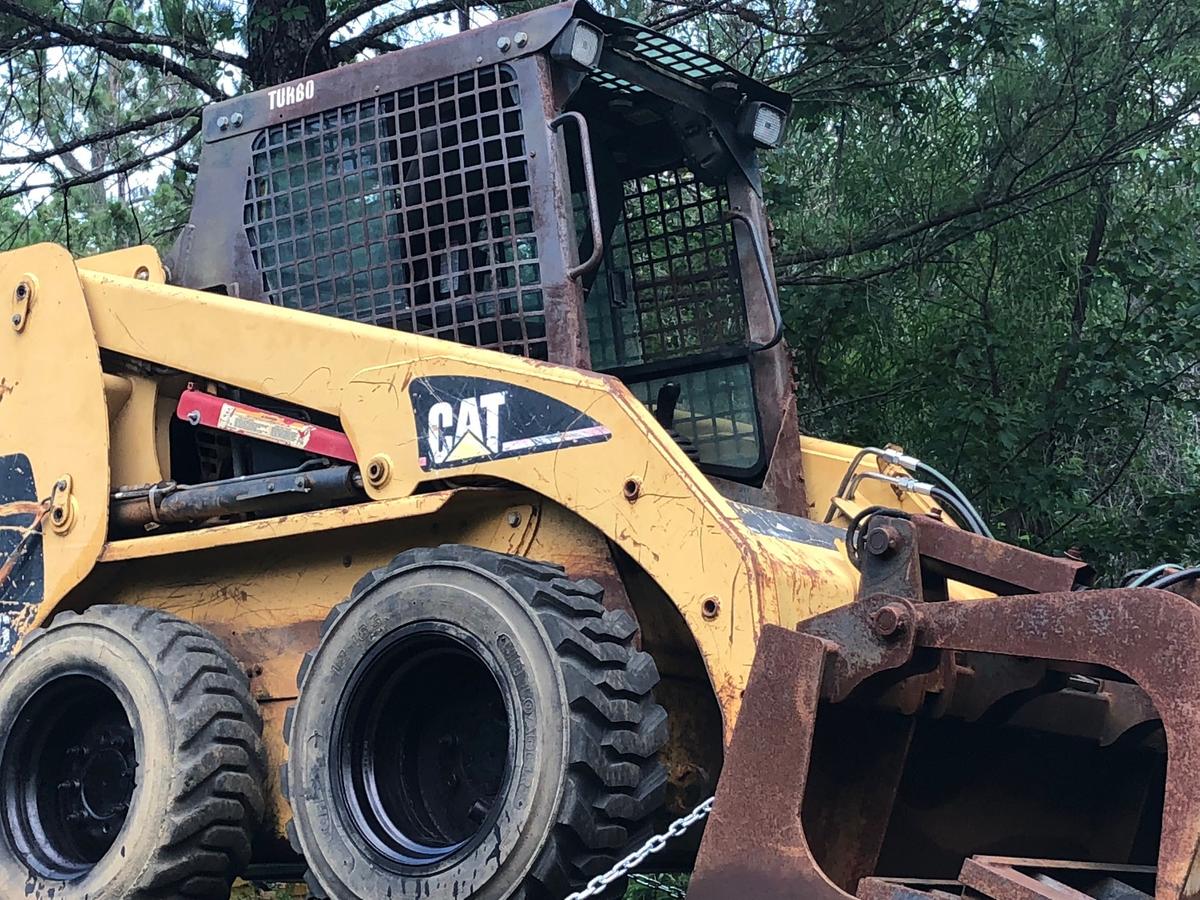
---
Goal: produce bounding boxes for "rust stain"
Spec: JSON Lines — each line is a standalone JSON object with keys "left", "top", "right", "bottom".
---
{"left": 0, "top": 377, "right": 14, "bottom": 402}
{"left": 0, "top": 501, "right": 41, "bottom": 518}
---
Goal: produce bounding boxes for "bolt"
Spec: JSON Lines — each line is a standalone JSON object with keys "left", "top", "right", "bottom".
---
{"left": 514, "top": 31, "right": 529, "bottom": 47}
{"left": 865, "top": 524, "right": 900, "bottom": 558}
{"left": 871, "top": 603, "right": 909, "bottom": 639}
{"left": 366, "top": 455, "right": 391, "bottom": 488}
{"left": 506, "top": 510, "right": 522, "bottom": 527}
{"left": 216, "top": 115, "right": 230, "bottom": 131}
{"left": 230, "top": 112, "right": 244, "bottom": 127}
{"left": 52, "top": 507, "right": 65, "bottom": 523}
{"left": 134, "top": 266, "right": 150, "bottom": 280}
{"left": 622, "top": 477, "right": 641, "bottom": 501}
{"left": 15, "top": 283, "right": 27, "bottom": 300}
{"left": 266, "top": 482, "right": 275, "bottom": 492}
{"left": 701, "top": 597, "right": 720, "bottom": 620}
{"left": 10, "top": 314, "right": 20, "bottom": 326}
{"left": 56, "top": 478, "right": 67, "bottom": 491}
{"left": 496, "top": 35, "right": 512, "bottom": 52}
{"left": 186, "top": 410, "right": 201, "bottom": 425}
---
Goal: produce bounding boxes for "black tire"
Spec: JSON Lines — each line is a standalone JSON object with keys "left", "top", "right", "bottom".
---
{"left": 284, "top": 545, "right": 668, "bottom": 900}
{"left": 0, "top": 605, "right": 266, "bottom": 899}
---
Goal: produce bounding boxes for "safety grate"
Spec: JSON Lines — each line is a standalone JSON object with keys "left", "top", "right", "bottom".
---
{"left": 243, "top": 63, "right": 547, "bottom": 359}
{"left": 589, "top": 67, "right": 644, "bottom": 95}
{"left": 587, "top": 169, "right": 745, "bottom": 368}
{"left": 622, "top": 28, "right": 729, "bottom": 81}
{"left": 631, "top": 363, "right": 761, "bottom": 471}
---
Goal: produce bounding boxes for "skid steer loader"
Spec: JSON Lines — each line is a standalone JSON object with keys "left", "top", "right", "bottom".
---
{"left": 1, "top": 2, "right": 1195, "bottom": 899}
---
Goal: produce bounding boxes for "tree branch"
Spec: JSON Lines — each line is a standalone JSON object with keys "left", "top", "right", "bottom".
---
{"left": 0, "top": 2, "right": 226, "bottom": 96}
{"left": 332, "top": 0, "right": 461, "bottom": 60}
{"left": 0, "top": 106, "right": 201, "bottom": 166}
{"left": 0, "top": 121, "right": 201, "bottom": 201}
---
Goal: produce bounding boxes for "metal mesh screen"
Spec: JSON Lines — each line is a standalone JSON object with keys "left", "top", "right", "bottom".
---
{"left": 586, "top": 170, "right": 745, "bottom": 369}
{"left": 584, "top": 170, "right": 760, "bottom": 471}
{"left": 243, "top": 63, "right": 547, "bottom": 359}
{"left": 631, "top": 363, "right": 762, "bottom": 471}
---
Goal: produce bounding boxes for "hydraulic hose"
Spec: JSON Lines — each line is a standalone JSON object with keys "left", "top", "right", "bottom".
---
{"left": 929, "top": 486, "right": 985, "bottom": 536}
{"left": 1126, "top": 562, "right": 1184, "bottom": 587}
{"left": 915, "top": 460, "right": 993, "bottom": 539}
{"left": 825, "top": 447, "right": 993, "bottom": 539}
{"left": 1147, "top": 567, "right": 1200, "bottom": 591}
{"left": 825, "top": 447, "right": 919, "bottom": 523}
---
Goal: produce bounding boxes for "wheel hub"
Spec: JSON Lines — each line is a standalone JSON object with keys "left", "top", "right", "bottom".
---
{"left": 2, "top": 674, "right": 138, "bottom": 879}
{"left": 336, "top": 627, "right": 513, "bottom": 869}
{"left": 61, "top": 726, "right": 136, "bottom": 834}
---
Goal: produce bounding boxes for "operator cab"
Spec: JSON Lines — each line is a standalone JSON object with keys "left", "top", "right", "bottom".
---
{"left": 169, "top": 1, "right": 801, "bottom": 511}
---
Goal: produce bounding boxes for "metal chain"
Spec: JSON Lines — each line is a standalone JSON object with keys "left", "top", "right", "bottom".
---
{"left": 563, "top": 796, "right": 714, "bottom": 900}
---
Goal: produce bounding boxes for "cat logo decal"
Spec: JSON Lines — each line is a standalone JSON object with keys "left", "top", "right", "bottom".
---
{"left": 410, "top": 377, "right": 611, "bottom": 471}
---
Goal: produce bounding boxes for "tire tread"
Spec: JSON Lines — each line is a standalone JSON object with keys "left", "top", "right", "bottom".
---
{"left": 28, "top": 606, "right": 266, "bottom": 899}
{"left": 285, "top": 545, "right": 667, "bottom": 900}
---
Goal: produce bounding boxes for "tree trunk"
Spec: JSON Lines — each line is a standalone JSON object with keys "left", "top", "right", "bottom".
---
{"left": 245, "top": 0, "right": 335, "bottom": 89}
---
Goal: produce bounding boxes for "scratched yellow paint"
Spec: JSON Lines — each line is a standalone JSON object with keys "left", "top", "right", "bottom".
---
{"left": 1, "top": 241, "right": 955, "bottom": 837}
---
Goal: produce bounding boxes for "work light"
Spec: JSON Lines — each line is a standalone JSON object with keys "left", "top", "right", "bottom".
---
{"left": 551, "top": 20, "right": 605, "bottom": 70}
{"left": 737, "top": 101, "right": 787, "bottom": 149}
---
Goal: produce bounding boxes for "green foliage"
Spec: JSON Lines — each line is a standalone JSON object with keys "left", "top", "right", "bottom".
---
{"left": 4, "top": 0, "right": 1200, "bottom": 579}
{"left": 749, "top": 0, "right": 1200, "bottom": 579}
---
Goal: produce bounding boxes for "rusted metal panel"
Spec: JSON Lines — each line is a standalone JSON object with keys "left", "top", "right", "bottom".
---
{"left": 960, "top": 857, "right": 1156, "bottom": 900}
{"left": 860, "top": 860, "right": 1156, "bottom": 900}
{"left": 914, "top": 590, "right": 1200, "bottom": 900}
{"left": 858, "top": 878, "right": 968, "bottom": 900}
{"left": 688, "top": 625, "right": 854, "bottom": 900}
{"left": 200, "top": 3, "right": 582, "bottom": 143}
{"left": 692, "top": 586, "right": 1200, "bottom": 900}
{"left": 803, "top": 706, "right": 914, "bottom": 892}
{"left": 911, "top": 516, "right": 1092, "bottom": 595}
{"left": 802, "top": 594, "right": 922, "bottom": 703}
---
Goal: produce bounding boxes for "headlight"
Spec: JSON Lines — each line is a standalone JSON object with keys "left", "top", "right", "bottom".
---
{"left": 737, "top": 101, "right": 787, "bottom": 149}
{"left": 551, "top": 20, "right": 605, "bottom": 70}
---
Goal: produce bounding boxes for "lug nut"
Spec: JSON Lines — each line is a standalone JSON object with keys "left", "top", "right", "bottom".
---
{"left": 871, "top": 603, "right": 908, "bottom": 638}
{"left": 865, "top": 524, "right": 900, "bottom": 558}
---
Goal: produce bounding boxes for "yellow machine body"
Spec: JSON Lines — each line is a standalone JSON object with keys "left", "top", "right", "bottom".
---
{"left": 1, "top": 242, "right": 948, "bottom": 839}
